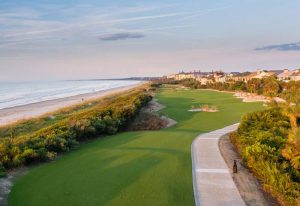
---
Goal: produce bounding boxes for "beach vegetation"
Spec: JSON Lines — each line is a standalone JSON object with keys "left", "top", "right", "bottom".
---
{"left": 0, "top": 89, "right": 152, "bottom": 172}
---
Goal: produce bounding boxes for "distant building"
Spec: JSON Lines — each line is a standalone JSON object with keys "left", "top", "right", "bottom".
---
{"left": 252, "top": 69, "right": 281, "bottom": 79}
{"left": 196, "top": 76, "right": 214, "bottom": 85}
{"left": 290, "top": 70, "right": 300, "bottom": 81}
{"left": 166, "top": 74, "right": 176, "bottom": 79}
{"left": 277, "top": 69, "right": 295, "bottom": 81}
{"left": 174, "top": 71, "right": 202, "bottom": 80}
{"left": 213, "top": 71, "right": 225, "bottom": 83}
{"left": 231, "top": 72, "right": 253, "bottom": 82}
{"left": 166, "top": 68, "right": 294, "bottom": 84}
{"left": 268, "top": 70, "right": 284, "bottom": 77}
{"left": 231, "top": 70, "right": 282, "bottom": 82}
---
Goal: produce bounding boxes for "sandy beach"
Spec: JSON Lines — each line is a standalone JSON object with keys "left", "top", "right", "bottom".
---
{"left": 0, "top": 82, "right": 146, "bottom": 126}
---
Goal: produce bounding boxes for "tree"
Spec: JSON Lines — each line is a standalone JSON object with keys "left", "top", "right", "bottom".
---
{"left": 232, "top": 81, "right": 247, "bottom": 91}
{"left": 247, "top": 78, "right": 262, "bottom": 94}
{"left": 262, "top": 77, "right": 280, "bottom": 97}
{"left": 283, "top": 81, "right": 300, "bottom": 106}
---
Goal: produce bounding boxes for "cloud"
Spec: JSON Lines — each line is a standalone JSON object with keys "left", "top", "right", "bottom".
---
{"left": 0, "top": 2, "right": 231, "bottom": 48}
{"left": 98, "top": 32, "right": 145, "bottom": 41}
{"left": 255, "top": 42, "right": 300, "bottom": 51}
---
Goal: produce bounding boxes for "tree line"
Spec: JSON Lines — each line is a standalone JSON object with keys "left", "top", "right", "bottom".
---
{"left": 158, "top": 77, "right": 300, "bottom": 99}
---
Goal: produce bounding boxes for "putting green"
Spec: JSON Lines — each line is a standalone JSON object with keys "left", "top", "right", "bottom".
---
{"left": 8, "top": 88, "right": 263, "bottom": 206}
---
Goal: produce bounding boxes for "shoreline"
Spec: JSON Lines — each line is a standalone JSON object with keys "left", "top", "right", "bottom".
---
{"left": 0, "top": 82, "right": 146, "bottom": 126}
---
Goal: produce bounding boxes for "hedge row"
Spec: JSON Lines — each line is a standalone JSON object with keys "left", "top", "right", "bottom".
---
{"left": 0, "top": 90, "right": 152, "bottom": 173}
{"left": 230, "top": 108, "right": 300, "bottom": 205}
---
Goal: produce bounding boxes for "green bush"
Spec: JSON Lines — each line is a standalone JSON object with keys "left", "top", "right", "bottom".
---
{"left": 230, "top": 108, "right": 300, "bottom": 206}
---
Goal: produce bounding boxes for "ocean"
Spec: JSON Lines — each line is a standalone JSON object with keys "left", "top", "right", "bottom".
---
{"left": 0, "top": 80, "right": 140, "bottom": 110}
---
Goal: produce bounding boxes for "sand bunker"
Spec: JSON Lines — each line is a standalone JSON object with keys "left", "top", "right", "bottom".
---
{"left": 188, "top": 105, "right": 218, "bottom": 113}
{"left": 188, "top": 108, "right": 218, "bottom": 112}
{"left": 234, "top": 92, "right": 286, "bottom": 103}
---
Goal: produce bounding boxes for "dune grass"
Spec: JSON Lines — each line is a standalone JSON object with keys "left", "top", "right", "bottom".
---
{"left": 8, "top": 87, "right": 263, "bottom": 206}
{"left": 0, "top": 100, "right": 97, "bottom": 139}
{"left": 0, "top": 85, "right": 147, "bottom": 139}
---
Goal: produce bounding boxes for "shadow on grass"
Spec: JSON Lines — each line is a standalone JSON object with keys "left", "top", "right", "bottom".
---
{"left": 9, "top": 153, "right": 161, "bottom": 206}
{"left": 111, "top": 146, "right": 186, "bottom": 155}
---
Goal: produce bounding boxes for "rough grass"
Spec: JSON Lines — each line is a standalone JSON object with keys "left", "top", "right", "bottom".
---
{"left": 8, "top": 87, "right": 263, "bottom": 206}
{"left": 0, "top": 100, "right": 97, "bottom": 139}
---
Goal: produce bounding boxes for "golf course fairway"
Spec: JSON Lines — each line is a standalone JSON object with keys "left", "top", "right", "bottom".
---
{"left": 8, "top": 87, "right": 263, "bottom": 206}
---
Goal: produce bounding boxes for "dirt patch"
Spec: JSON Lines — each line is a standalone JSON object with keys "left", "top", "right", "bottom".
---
{"left": 141, "top": 98, "right": 165, "bottom": 112}
{"left": 146, "top": 99, "right": 177, "bottom": 127}
{"left": 127, "top": 112, "right": 168, "bottom": 131}
{"left": 0, "top": 168, "right": 28, "bottom": 206}
{"left": 161, "top": 116, "right": 177, "bottom": 127}
{"left": 128, "top": 99, "right": 177, "bottom": 131}
{"left": 219, "top": 134, "right": 279, "bottom": 206}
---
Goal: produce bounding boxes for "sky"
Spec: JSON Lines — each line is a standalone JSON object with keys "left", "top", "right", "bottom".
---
{"left": 0, "top": 0, "right": 300, "bottom": 81}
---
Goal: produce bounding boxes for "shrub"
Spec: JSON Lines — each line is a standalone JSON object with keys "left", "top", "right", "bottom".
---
{"left": 282, "top": 128, "right": 300, "bottom": 170}
{"left": 230, "top": 108, "right": 300, "bottom": 205}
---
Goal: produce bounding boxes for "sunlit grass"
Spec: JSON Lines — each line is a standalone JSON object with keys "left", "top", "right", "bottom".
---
{"left": 9, "top": 87, "right": 263, "bottom": 206}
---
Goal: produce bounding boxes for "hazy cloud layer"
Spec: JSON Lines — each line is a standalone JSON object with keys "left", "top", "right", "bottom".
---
{"left": 255, "top": 42, "right": 300, "bottom": 51}
{"left": 98, "top": 32, "right": 145, "bottom": 41}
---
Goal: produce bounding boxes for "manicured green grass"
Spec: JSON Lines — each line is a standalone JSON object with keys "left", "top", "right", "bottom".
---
{"left": 8, "top": 88, "right": 263, "bottom": 206}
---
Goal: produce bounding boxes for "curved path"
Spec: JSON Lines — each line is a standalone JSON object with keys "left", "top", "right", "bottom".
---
{"left": 191, "top": 123, "right": 245, "bottom": 206}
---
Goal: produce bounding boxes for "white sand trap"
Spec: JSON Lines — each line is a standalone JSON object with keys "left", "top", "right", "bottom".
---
{"left": 188, "top": 108, "right": 218, "bottom": 112}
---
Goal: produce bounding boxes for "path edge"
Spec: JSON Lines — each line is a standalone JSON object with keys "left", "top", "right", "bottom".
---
{"left": 191, "top": 123, "right": 241, "bottom": 206}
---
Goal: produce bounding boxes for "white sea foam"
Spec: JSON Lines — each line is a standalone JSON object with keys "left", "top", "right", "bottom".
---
{"left": 0, "top": 80, "right": 140, "bottom": 109}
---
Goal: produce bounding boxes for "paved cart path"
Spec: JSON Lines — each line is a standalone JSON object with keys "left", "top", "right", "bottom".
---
{"left": 191, "top": 124, "right": 245, "bottom": 206}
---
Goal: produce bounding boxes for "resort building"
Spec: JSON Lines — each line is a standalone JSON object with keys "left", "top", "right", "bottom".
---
{"left": 277, "top": 69, "right": 295, "bottom": 81}
{"left": 213, "top": 71, "right": 226, "bottom": 83}
{"left": 167, "top": 68, "right": 299, "bottom": 84}
{"left": 166, "top": 74, "right": 176, "bottom": 79}
{"left": 231, "top": 72, "right": 253, "bottom": 82}
{"left": 290, "top": 70, "right": 300, "bottom": 81}
{"left": 251, "top": 69, "right": 282, "bottom": 79}
{"left": 195, "top": 76, "right": 214, "bottom": 85}
{"left": 231, "top": 70, "right": 282, "bottom": 82}
{"left": 174, "top": 71, "right": 203, "bottom": 81}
